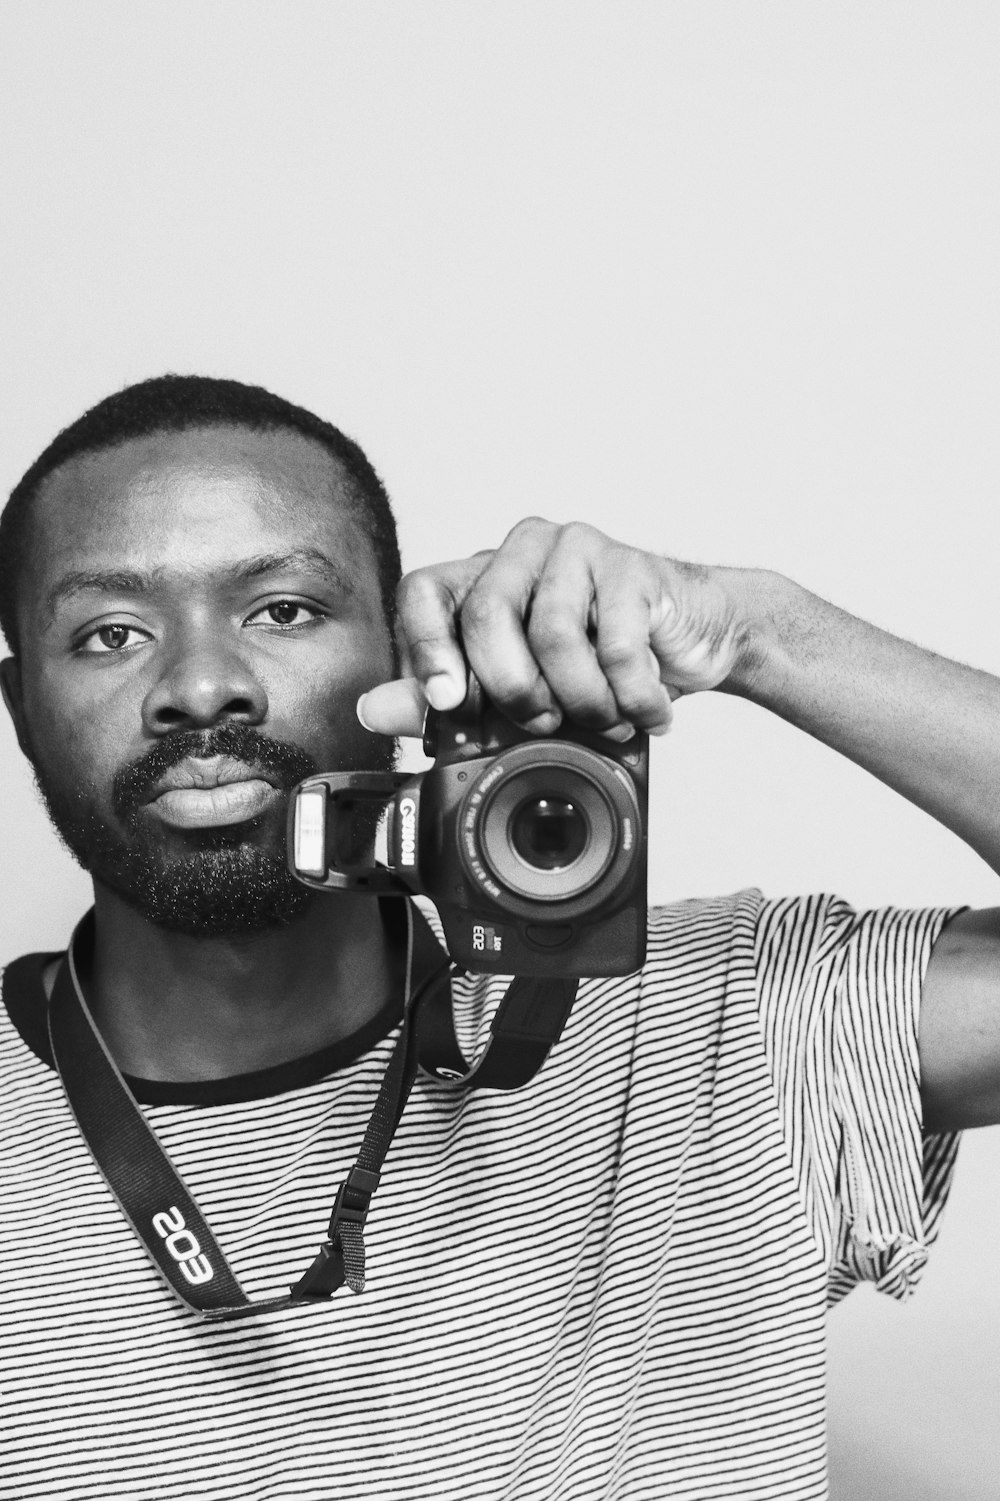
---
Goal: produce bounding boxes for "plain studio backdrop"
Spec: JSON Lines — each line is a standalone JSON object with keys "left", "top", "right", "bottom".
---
{"left": 1, "top": 4, "right": 998, "bottom": 1495}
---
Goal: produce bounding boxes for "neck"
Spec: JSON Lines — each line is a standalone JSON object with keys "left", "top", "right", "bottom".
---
{"left": 84, "top": 885, "right": 403, "bottom": 1082}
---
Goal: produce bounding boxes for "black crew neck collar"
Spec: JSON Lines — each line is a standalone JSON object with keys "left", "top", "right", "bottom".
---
{"left": 2, "top": 899, "right": 423, "bottom": 1107}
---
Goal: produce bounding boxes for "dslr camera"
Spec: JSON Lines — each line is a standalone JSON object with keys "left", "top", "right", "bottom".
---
{"left": 287, "top": 701, "right": 648, "bottom": 977}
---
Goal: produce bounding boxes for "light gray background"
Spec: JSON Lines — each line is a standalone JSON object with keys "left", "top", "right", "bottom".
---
{"left": 2, "top": 4, "right": 998, "bottom": 1494}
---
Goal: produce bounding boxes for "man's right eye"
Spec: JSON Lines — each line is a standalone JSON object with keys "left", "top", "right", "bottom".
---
{"left": 78, "top": 624, "right": 151, "bottom": 654}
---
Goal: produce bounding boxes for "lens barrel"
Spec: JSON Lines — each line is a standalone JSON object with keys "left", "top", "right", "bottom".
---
{"left": 458, "top": 740, "right": 641, "bottom": 916}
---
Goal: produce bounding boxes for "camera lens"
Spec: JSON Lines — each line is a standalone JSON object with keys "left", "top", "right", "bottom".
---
{"left": 509, "top": 796, "right": 588, "bottom": 871}
{"left": 472, "top": 750, "right": 622, "bottom": 904}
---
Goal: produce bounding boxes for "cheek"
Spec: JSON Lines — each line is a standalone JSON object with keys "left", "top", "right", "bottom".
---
{"left": 272, "top": 628, "right": 394, "bottom": 732}
{"left": 23, "top": 668, "right": 131, "bottom": 792}
{"left": 271, "top": 654, "right": 394, "bottom": 775}
{"left": 285, "top": 677, "right": 380, "bottom": 765}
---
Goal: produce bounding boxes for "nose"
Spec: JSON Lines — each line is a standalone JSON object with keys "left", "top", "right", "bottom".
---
{"left": 141, "top": 633, "right": 268, "bottom": 735}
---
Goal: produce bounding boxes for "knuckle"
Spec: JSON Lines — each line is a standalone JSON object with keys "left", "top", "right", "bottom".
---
{"left": 484, "top": 669, "right": 552, "bottom": 720}
{"left": 504, "top": 515, "right": 555, "bottom": 544}
{"left": 613, "top": 685, "right": 663, "bottom": 724}
{"left": 403, "top": 639, "right": 449, "bottom": 679}
{"left": 595, "top": 633, "right": 640, "bottom": 673}
{"left": 558, "top": 692, "right": 622, "bottom": 731}
{"left": 608, "top": 665, "right": 652, "bottom": 702}
{"left": 613, "top": 675, "right": 670, "bottom": 725}
{"left": 458, "top": 587, "right": 503, "bottom": 638}
{"left": 496, "top": 672, "right": 547, "bottom": 708}
{"left": 402, "top": 626, "right": 446, "bottom": 657}
{"left": 558, "top": 519, "right": 597, "bottom": 545}
{"left": 526, "top": 603, "right": 579, "bottom": 657}
{"left": 394, "top": 567, "right": 438, "bottom": 617}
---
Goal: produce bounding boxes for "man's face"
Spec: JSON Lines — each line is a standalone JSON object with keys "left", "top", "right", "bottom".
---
{"left": 2, "top": 426, "right": 396, "bottom": 936}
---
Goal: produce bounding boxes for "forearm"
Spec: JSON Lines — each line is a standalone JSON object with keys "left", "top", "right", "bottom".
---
{"left": 371, "top": 520, "right": 1000, "bottom": 882}
{"left": 370, "top": 521, "right": 1000, "bottom": 1133}
{"left": 718, "top": 568, "right": 1000, "bottom": 875}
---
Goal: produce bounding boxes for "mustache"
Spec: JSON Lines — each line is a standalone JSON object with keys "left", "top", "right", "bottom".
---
{"left": 112, "top": 724, "right": 317, "bottom": 823}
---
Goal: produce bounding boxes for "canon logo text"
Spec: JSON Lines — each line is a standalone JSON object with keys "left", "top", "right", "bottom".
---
{"left": 399, "top": 797, "right": 417, "bottom": 866}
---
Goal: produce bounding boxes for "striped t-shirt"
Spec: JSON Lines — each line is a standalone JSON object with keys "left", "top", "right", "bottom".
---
{"left": 0, "top": 891, "right": 959, "bottom": 1500}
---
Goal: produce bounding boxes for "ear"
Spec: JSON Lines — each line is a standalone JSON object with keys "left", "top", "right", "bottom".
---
{"left": 0, "top": 657, "right": 30, "bottom": 758}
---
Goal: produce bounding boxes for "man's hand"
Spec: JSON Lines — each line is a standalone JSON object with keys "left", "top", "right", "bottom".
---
{"left": 358, "top": 518, "right": 748, "bottom": 738}
{"left": 356, "top": 517, "right": 1000, "bottom": 1131}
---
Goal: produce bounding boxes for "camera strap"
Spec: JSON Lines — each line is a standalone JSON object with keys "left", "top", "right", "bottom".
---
{"left": 47, "top": 906, "right": 577, "bottom": 1319}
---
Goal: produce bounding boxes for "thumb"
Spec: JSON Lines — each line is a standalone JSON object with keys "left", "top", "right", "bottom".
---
{"left": 357, "top": 677, "right": 428, "bottom": 738}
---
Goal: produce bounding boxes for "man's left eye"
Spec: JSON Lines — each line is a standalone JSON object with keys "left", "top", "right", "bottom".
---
{"left": 246, "top": 601, "right": 321, "bottom": 629}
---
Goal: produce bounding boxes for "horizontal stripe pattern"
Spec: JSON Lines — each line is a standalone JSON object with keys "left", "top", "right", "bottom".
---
{"left": 0, "top": 891, "right": 959, "bottom": 1499}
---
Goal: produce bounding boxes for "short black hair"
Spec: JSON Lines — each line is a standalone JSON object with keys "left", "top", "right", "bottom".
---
{"left": 0, "top": 374, "right": 402, "bottom": 658}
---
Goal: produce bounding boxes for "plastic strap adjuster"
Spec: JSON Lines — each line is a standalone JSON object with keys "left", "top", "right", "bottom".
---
{"left": 329, "top": 1165, "right": 381, "bottom": 1231}
{"left": 327, "top": 1166, "right": 381, "bottom": 1294}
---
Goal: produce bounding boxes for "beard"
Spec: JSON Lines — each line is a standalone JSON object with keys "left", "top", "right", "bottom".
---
{"left": 29, "top": 720, "right": 396, "bottom": 938}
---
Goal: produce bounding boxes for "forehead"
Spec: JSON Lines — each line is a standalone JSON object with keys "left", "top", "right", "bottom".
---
{"left": 27, "top": 426, "right": 371, "bottom": 592}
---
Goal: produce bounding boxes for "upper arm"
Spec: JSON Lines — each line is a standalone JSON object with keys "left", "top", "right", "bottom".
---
{"left": 920, "top": 907, "right": 1000, "bottom": 1132}
{"left": 755, "top": 893, "right": 961, "bottom": 1300}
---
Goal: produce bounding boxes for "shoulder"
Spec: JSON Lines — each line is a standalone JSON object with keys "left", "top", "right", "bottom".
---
{"left": 646, "top": 888, "right": 763, "bottom": 944}
{"left": 1, "top": 949, "right": 62, "bottom": 1069}
{"left": 642, "top": 888, "right": 765, "bottom": 983}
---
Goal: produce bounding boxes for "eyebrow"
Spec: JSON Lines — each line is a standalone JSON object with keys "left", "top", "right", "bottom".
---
{"left": 44, "top": 548, "right": 357, "bottom": 624}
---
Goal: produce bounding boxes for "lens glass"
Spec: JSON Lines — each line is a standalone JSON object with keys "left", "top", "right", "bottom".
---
{"left": 471, "top": 745, "right": 625, "bottom": 905}
{"left": 509, "top": 796, "right": 589, "bottom": 872}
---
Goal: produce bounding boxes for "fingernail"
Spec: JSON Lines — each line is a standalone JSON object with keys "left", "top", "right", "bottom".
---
{"left": 523, "top": 711, "right": 562, "bottom": 736}
{"left": 602, "top": 723, "right": 636, "bottom": 743}
{"left": 356, "top": 693, "right": 374, "bottom": 731}
{"left": 425, "top": 673, "right": 462, "bottom": 711}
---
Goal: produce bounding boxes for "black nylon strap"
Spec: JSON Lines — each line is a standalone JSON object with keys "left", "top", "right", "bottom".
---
{"left": 417, "top": 972, "right": 579, "bottom": 1089}
{"left": 46, "top": 904, "right": 579, "bottom": 1319}
{"left": 47, "top": 907, "right": 445, "bottom": 1318}
{"left": 49, "top": 914, "right": 283, "bottom": 1319}
{"left": 297, "top": 931, "right": 454, "bottom": 1296}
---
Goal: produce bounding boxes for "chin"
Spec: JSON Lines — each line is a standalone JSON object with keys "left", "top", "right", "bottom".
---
{"left": 109, "top": 868, "right": 313, "bottom": 937}
{"left": 91, "top": 839, "right": 314, "bottom": 937}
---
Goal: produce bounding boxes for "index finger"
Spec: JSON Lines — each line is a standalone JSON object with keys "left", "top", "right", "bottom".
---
{"left": 395, "top": 555, "right": 491, "bottom": 712}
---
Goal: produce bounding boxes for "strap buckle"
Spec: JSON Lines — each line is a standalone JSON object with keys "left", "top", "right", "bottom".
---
{"left": 329, "top": 1165, "right": 381, "bottom": 1233}
{"left": 290, "top": 1167, "right": 381, "bottom": 1302}
{"left": 328, "top": 1165, "right": 381, "bottom": 1294}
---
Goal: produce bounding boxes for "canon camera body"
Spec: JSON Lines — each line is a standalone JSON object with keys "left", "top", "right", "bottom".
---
{"left": 287, "top": 704, "right": 648, "bottom": 977}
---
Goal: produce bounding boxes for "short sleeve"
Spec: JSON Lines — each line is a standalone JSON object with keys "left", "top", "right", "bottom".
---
{"left": 753, "top": 894, "right": 962, "bottom": 1305}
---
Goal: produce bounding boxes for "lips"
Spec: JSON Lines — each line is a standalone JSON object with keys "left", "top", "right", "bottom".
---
{"left": 146, "top": 756, "right": 283, "bottom": 829}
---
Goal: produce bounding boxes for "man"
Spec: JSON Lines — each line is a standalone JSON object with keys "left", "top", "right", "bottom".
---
{"left": 0, "top": 374, "right": 996, "bottom": 1500}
